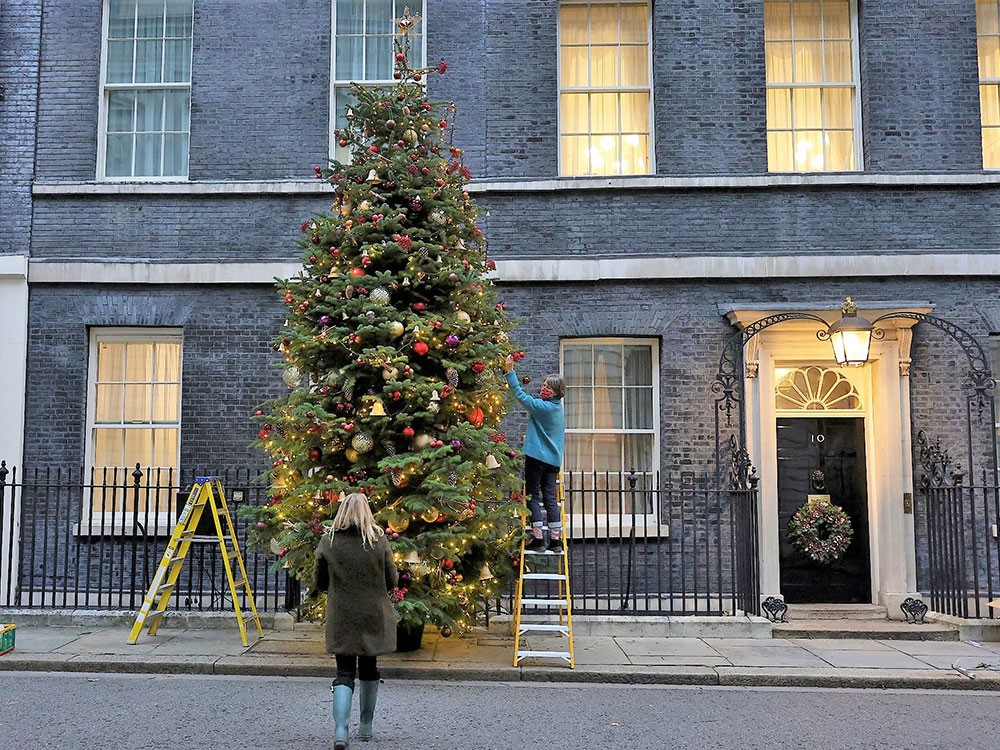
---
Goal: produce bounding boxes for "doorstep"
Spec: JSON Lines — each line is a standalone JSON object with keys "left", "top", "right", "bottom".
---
{"left": 489, "top": 614, "right": 773, "bottom": 639}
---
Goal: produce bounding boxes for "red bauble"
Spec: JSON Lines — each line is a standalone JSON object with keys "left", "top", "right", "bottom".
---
{"left": 349, "top": 267, "right": 366, "bottom": 277}
{"left": 441, "top": 559, "right": 454, "bottom": 570}
{"left": 396, "top": 52, "right": 406, "bottom": 61}
{"left": 440, "top": 626, "right": 453, "bottom": 638}
{"left": 413, "top": 341, "right": 429, "bottom": 355}
{"left": 471, "top": 362, "right": 485, "bottom": 373}
{"left": 402, "top": 426, "right": 415, "bottom": 438}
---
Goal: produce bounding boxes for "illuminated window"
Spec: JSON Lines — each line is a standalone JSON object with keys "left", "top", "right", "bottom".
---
{"left": 332, "top": 0, "right": 426, "bottom": 163}
{"left": 559, "top": 1, "right": 652, "bottom": 176}
{"left": 978, "top": 0, "right": 1000, "bottom": 168}
{"left": 764, "top": 0, "right": 860, "bottom": 172}
{"left": 86, "top": 329, "right": 182, "bottom": 519}
{"left": 100, "top": 0, "right": 193, "bottom": 179}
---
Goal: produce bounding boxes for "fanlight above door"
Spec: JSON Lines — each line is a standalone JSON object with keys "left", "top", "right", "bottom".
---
{"left": 775, "top": 366, "right": 862, "bottom": 411}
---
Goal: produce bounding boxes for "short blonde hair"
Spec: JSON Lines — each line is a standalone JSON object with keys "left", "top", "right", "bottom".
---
{"left": 543, "top": 374, "right": 566, "bottom": 399}
{"left": 329, "top": 492, "right": 384, "bottom": 548}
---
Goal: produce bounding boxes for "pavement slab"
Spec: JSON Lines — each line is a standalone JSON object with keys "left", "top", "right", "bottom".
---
{"left": 614, "top": 636, "right": 723, "bottom": 657}
{"left": 802, "top": 648, "right": 934, "bottom": 670}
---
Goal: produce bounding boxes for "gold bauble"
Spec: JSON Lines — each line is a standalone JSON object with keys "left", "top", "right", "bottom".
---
{"left": 455, "top": 311, "right": 471, "bottom": 325}
{"left": 413, "top": 434, "right": 432, "bottom": 450}
{"left": 420, "top": 506, "right": 439, "bottom": 523}
{"left": 382, "top": 366, "right": 400, "bottom": 380}
{"left": 344, "top": 448, "right": 360, "bottom": 462}
{"left": 388, "top": 321, "right": 405, "bottom": 338}
{"left": 388, "top": 516, "right": 410, "bottom": 533}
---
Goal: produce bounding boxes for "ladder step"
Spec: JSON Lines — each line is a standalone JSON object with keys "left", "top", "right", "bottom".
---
{"left": 156, "top": 582, "right": 175, "bottom": 595}
{"left": 227, "top": 550, "right": 240, "bottom": 559}
{"left": 517, "top": 624, "right": 570, "bottom": 634}
{"left": 523, "top": 548, "right": 564, "bottom": 556}
{"left": 522, "top": 573, "right": 567, "bottom": 580}
{"left": 231, "top": 579, "right": 247, "bottom": 588}
{"left": 516, "top": 650, "right": 572, "bottom": 659}
{"left": 146, "top": 610, "right": 166, "bottom": 623}
{"left": 520, "top": 598, "right": 567, "bottom": 607}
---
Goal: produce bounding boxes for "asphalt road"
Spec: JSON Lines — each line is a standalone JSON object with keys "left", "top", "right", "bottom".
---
{"left": 1, "top": 672, "right": 998, "bottom": 750}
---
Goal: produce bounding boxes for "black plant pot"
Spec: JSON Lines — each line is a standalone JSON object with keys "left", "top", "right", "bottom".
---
{"left": 395, "top": 621, "right": 425, "bottom": 652}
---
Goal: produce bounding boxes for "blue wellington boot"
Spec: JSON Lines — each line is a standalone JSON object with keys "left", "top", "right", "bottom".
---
{"left": 357, "top": 680, "right": 379, "bottom": 741}
{"left": 332, "top": 684, "right": 354, "bottom": 749}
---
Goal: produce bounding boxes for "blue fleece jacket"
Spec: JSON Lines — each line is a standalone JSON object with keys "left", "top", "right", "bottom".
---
{"left": 505, "top": 370, "right": 564, "bottom": 467}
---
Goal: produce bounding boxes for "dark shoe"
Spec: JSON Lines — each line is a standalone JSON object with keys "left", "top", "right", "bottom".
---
{"left": 546, "top": 537, "right": 563, "bottom": 553}
{"left": 526, "top": 536, "right": 547, "bottom": 552}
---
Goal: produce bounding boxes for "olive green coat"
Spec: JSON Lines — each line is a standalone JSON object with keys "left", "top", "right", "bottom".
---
{"left": 315, "top": 528, "right": 399, "bottom": 655}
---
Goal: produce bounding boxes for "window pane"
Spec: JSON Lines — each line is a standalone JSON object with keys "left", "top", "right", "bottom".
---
{"left": 136, "top": 0, "right": 165, "bottom": 38}
{"left": 792, "top": 87, "right": 822, "bottom": 128}
{"left": 620, "top": 134, "right": 648, "bottom": 174}
{"left": 561, "top": 93, "right": 588, "bottom": 134}
{"left": 984, "top": 85, "right": 1000, "bottom": 127}
{"left": 124, "top": 384, "right": 152, "bottom": 422}
{"left": 94, "top": 428, "right": 125, "bottom": 468}
{"left": 981, "top": 36, "right": 1000, "bottom": 79}
{"left": 823, "top": 0, "right": 852, "bottom": 38}
{"left": 106, "top": 134, "right": 133, "bottom": 176}
{"left": 107, "top": 90, "right": 136, "bottom": 132}
{"left": 109, "top": 0, "right": 137, "bottom": 38}
{"left": 824, "top": 40, "right": 853, "bottom": 82}
{"left": 365, "top": 34, "right": 392, "bottom": 79}
{"left": 620, "top": 92, "right": 648, "bottom": 132}
{"left": 825, "top": 129, "right": 854, "bottom": 170}
{"left": 593, "top": 434, "right": 623, "bottom": 472}
{"left": 590, "top": 4, "right": 619, "bottom": 45}
{"left": 980, "top": 1, "right": 1000, "bottom": 36}
{"left": 152, "top": 428, "right": 179, "bottom": 467}
{"left": 589, "top": 135, "right": 618, "bottom": 174}
{"left": 561, "top": 135, "right": 590, "bottom": 175}
{"left": 591, "top": 92, "right": 619, "bottom": 132}
{"left": 590, "top": 45, "right": 619, "bottom": 87}
{"left": 565, "top": 433, "right": 594, "bottom": 473}
{"left": 565, "top": 387, "right": 593, "bottom": 429}
{"left": 623, "top": 434, "right": 654, "bottom": 473}
{"left": 768, "top": 130, "right": 794, "bottom": 171}
{"left": 124, "top": 428, "right": 153, "bottom": 468}
{"left": 95, "top": 384, "right": 124, "bottom": 423}
{"left": 594, "top": 345, "right": 623, "bottom": 385}
{"left": 822, "top": 86, "right": 853, "bottom": 129}
{"left": 135, "top": 90, "right": 164, "bottom": 131}
{"left": 154, "top": 341, "right": 181, "bottom": 380}
{"left": 594, "top": 386, "right": 623, "bottom": 428}
{"left": 135, "top": 134, "right": 162, "bottom": 175}
{"left": 624, "top": 388, "right": 653, "bottom": 429}
{"left": 765, "top": 42, "right": 793, "bottom": 83}
{"left": 794, "top": 1, "right": 823, "bottom": 39}
{"left": 564, "top": 345, "right": 593, "bottom": 386}
{"left": 793, "top": 41, "right": 823, "bottom": 83}
{"left": 623, "top": 345, "right": 652, "bottom": 385}
{"left": 336, "top": 34, "right": 363, "bottom": 80}
{"left": 163, "top": 39, "right": 191, "bottom": 82}
{"left": 794, "top": 130, "right": 825, "bottom": 170}
{"left": 152, "top": 384, "right": 180, "bottom": 422}
{"left": 984, "top": 126, "right": 1000, "bottom": 168}
{"left": 337, "top": 0, "right": 364, "bottom": 34}
{"left": 620, "top": 46, "right": 649, "bottom": 86}
{"left": 135, "top": 39, "right": 164, "bottom": 83}
{"left": 764, "top": 1, "right": 791, "bottom": 40}
{"left": 107, "top": 40, "right": 135, "bottom": 84}
{"left": 164, "top": 89, "right": 190, "bottom": 131}
{"left": 162, "top": 134, "right": 188, "bottom": 176}
{"left": 365, "top": 0, "right": 393, "bottom": 34}
{"left": 561, "top": 45, "right": 589, "bottom": 87}
{"left": 125, "top": 342, "right": 153, "bottom": 381}
{"left": 767, "top": 87, "right": 792, "bottom": 129}
{"left": 620, "top": 3, "right": 648, "bottom": 43}
{"left": 97, "top": 341, "right": 126, "bottom": 381}
{"left": 165, "top": 0, "right": 193, "bottom": 36}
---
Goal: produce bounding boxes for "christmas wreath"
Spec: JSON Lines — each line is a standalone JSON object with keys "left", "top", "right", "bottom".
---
{"left": 787, "top": 497, "right": 854, "bottom": 564}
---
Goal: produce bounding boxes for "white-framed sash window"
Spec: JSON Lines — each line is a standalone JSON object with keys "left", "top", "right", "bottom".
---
{"left": 99, "top": 0, "right": 194, "bottom": 180}
{"left": 558, "top": 0, "right": 653, "bottom": 176}
{"left": 330, "top": 0, "right": 427, "bottom": 163}
{"left": 83, "top": 328, "right": 183, "bottom": 533}
{"left": 764, "top": 0, "right": 862, "bottom": 172}
{"left": 978, "top": 0, "right": 1000, "bottom": 169}
{"left": 561, "top": 338, "right": 660, "bottom": 536}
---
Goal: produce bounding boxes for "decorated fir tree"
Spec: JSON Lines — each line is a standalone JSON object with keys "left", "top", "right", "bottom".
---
{"left": 247, "top": 16, "right": 525, "bottom": 635}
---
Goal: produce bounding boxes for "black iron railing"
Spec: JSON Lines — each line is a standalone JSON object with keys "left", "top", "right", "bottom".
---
{"left": 0, "top": 463, "right": 287, "bottom": 611}
{"left": 513, "top": 469, "right": 760, "bottom": 617}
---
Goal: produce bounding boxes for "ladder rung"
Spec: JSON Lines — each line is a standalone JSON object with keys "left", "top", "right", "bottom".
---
{"left": 146, "top": 610, "right": 166, "bottom": 623}
{"left": 523, "top": 549, "right": 564, "bottom": 556}
{"left": 522, "top": 573, "right": 567, "bottom": 580}
{"left": 227, "top": 550, "right": 240, "bottom": 559}
{"left": 231, "top": 579, "right": 247, "bottom": 588}
{"left": 156, "top": 582, "right": 175, "bottom": 595}
{"left": 518, "top": 624, "right": 570, "bottom": 634}
{"left": 516, "top": 650, "right": 572, "bottom": 659}
{"left": 520, "top": 598, "right": 567, "bottom": 607}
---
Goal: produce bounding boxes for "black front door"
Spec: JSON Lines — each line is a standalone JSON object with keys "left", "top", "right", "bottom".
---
{"left": 777, "top": 417, "right": 871, "bottom": 603}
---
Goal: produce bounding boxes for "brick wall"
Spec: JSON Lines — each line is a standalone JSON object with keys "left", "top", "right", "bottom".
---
{"left": 0, "top": 0, "right": 41, "bottom": 255}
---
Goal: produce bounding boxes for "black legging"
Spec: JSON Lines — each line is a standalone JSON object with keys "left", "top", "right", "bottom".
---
{"left": 333, "top": 654, "right": 379, "bottom": 688}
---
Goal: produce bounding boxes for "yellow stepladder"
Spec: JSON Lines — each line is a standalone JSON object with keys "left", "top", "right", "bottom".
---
{"left": 128, "top": 477, "right": 263, "bottom": 646}
{"left": 513, "top": 479, "right": 575, "bottom": 668}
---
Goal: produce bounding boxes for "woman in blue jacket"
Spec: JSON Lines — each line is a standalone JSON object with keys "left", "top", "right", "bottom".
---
{"left": 504, "top": 354, "right": 566, "bottom": 552}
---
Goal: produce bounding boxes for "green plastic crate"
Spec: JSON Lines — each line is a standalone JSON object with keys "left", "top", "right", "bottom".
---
{"left": 0, "top": 624, "right": 14, "bottom": 656}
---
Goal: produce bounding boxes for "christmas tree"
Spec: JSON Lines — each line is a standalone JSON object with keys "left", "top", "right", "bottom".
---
{"left": 246, "top": 11, "right": 525, "bottom": 635}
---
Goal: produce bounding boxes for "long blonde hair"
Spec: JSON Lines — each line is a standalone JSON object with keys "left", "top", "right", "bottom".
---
{"left": 328, "top": 492, "right": 385, "bottom": 548}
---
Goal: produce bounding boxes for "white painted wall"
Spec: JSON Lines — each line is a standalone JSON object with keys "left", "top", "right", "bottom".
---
{"left": 0, "top": 255, "right": 28, "bottom": 605}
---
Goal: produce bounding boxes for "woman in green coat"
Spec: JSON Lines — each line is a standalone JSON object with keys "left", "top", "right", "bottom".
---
{"left": 315, "top": 492, "right": 398, "bottom": 748}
